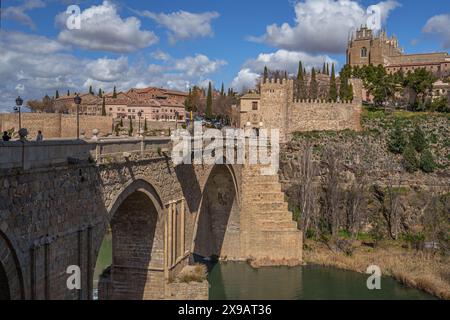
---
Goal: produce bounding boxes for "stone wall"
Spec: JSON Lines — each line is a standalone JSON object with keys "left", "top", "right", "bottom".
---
{"left": 0, "top": 113, "right": 113, "bottom": 139}
{"left": 288, "top": 101, "right": 362, "bottom": 136}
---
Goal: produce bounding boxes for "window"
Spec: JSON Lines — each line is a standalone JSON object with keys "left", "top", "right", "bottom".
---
{"left": 361, "top": 47, "right": 368, "bottom": 58}
{"left": 252, "top": 101, "right": 258, "bottom": 111}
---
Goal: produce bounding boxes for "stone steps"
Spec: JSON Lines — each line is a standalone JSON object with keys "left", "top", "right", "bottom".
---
{"left": 260, "top": 220, "right": 298, "bottom": 231}
{"left": 242, "top": 191, "right": 286, "bottom": 202}
{"left": 244, "top": 201, "right": 289, "bottom": 212}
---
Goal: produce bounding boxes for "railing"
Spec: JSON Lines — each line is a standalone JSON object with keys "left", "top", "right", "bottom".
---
{"left": 0, "top": 137, "right": 172, "bottom": 170}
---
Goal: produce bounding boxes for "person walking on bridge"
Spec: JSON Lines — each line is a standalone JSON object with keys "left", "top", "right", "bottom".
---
{"left": 36, "top": 130, "right": 43, "bottom": 142}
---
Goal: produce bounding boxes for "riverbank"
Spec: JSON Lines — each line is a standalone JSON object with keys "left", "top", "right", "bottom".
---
{"left": 304, "top": 240, "right": 450, "bottom": 300}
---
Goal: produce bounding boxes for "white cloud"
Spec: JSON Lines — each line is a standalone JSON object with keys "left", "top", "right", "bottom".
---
{"left": 173, "top": 54, "right": 227, "bottom": 77}
{"left": 231, "top": 49, "right": 336, "bottom": 93}
{"left": 86, "top": 56, "right": 129, "bottom": 82}
{"left": 1, "top": 0, "right": 46, "bottom": 30}
{"left": 0, "top": 31, "right": 226, "bottom": 111}
{"left": 423, "top": 14, "right": 450, "bottom": 49}
{"left": 137, "top": 10, "right": 219, "bottom": 43}
{"left": 250, "top": 0, "right": 400, "bottom": 54}
{"left": 231, "top": 69, "right": 260, "bottom": 93}
{"left": 151, "top": 50, "right": 171, "bottom": 61}
{"left": 56, "top": 1, "right": 158, "bottom": 53}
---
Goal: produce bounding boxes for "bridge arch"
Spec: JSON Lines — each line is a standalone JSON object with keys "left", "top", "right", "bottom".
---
{"left": 0, "top": 230, "right": 24, "bottom": 300}
{"left": 192, "top": 164, "right": 241, "bottom": 262}
{"left": 94, "top": 178, "right": 165, "bottom": 300}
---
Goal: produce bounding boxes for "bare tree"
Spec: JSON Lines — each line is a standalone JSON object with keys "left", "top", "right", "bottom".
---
{"left": 322, "top": 147, "right": 343, "bottom": 238}
{"left": 293, "top": 142, "right": 317, "bottom": 239}
{"left": 345, "top": 157, "right": 368, "bottom": 239}
{"left": 373, "top": 162, "right": 403, "bottom": 240}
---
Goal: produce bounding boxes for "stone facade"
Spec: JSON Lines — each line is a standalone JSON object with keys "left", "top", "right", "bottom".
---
{"left": 0, "top": 139, "right": 302, "bottom": 300}
{"left": 347, "top": 26, "right": 450, "bottom": 78}
{"left": 239, "top": 78, "right": 363, "bottom": 142}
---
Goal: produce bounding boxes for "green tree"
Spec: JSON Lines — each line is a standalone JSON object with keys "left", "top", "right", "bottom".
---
{"left": 404, "top": 68, "right": 437, "bottom": 110}
{"left": 206, "top": 82, "right": 213, "bottom": 119}
{"left": 420, "top": 150, "right": 436, "bottom": 173}
{"left": 128, "top": 118, "right": 133, "bottom": 136}
{"left": 67, "top": 90, "right": 70, "bottom": 96}
{"left": 431, "top": 96, "right": 449, "bottom": 113}
{"left": 326, "top": 63, "right": 330, "bottom": 76}
{"left": 310, "top": 68, "right": 318, "bottom": 100}
{"left": 322, "top": 62, "right": 326, "bottom": 74}
{"left": 55, "top": 90, "right": 59, "bottom": 99}
{"left": 263, "top": 66, "right": 269, "bottom": 83}
{"left": 403, "top": 144, "right": 419, "bottom": 173}
{"left": 339, "top": 64, "right": 353, "bottom": 101}
{"left": 98, "top": 88, "right": 103, "bottom": 98}
{"left": 329, "top": 63, "right": 338, "bottom": 101}
{"left": 387, "top": 120, "right": 407, "bottom": 154}
{"left": 411, "top": 126, "right": 427, "bottom": 153}
{"left": 220, "top": 83, "right": 225, "bottom": 96}
{"left": 297, "top": 61, "right": 307, "bottom": 100}
{"left": 101, "top": 97, "right": 106, "bottom": 116}
{"left": 89, "top": 85, "right": 93, "bottom": 95}
{"left": 113, "top": 86, "right": 117, "bottom": 98}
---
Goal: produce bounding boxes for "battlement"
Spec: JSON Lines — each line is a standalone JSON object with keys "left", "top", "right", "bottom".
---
{"left": 261, "top": 78, "right": 294, "bottom": 86}
{"left": 293, "top": 99, "right": 355, "bottom": 104}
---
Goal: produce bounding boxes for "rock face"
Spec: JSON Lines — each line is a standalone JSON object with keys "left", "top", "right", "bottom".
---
{"left": 279, "top": 112, "right": 449, "bottom": 237}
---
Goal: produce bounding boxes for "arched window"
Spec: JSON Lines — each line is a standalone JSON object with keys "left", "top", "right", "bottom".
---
{"left": 361, "top": 47, "right": 368, "bottom": 58}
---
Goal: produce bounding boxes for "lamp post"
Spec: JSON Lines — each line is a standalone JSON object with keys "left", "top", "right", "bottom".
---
{"left": 137, "top": 111, "right": 142, "bottom": 137}
{"left": 175, "top": 111, "right": 179, "bottom": 130}
{"left": 14, "top": 96, "right": 23, "bottom": 130}
{"left": 74, "top": 94, "right": 82, "bottom": 139}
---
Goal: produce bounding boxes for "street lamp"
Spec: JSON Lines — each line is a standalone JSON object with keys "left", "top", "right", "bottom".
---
{"left": 74, "top": 94, "right": 82, "bottom": 139}
{"left": 137, "top": 111, "right": 142, "bottom": 137}
{"left": 175, "top": 111, "right": 179, "bottom": 130}
{"left": 14, "top": 96, "right": 23, "bottom": 130}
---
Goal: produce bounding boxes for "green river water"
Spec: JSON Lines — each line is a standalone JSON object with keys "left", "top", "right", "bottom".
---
{"left": 94, "top": 235, "right": 435, "bottom": 300}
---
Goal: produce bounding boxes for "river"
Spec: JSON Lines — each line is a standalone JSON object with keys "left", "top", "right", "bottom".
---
{"left": 94, "top": 236, "right": 435, "bottom": 300}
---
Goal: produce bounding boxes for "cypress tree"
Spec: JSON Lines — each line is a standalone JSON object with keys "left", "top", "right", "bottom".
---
{"left": 144, "top": 118, "right": 148, "bottom": 132}
{"left": 220, "top": 83, "right": 225, "bottom": 96}
{"left": 55, "top": 90, "right": 59, "bottom": 99}
{"left": 411, "top": 126, "right": 427, "bottom": 153}
{"left": 206, "top": 82, "right": 213, "bottom": 119}
{"left": 89, "top": 85, "right": 93, "bottom": 95}
{"left": 310, "top": 68, "right": 318, "bottom": 100}
{"left": 322, "top": 62, "right": 326, "bottom": 74}
{"left": 101, "top": 97, "right": 106, "bottom": 116}
{"left": 326, "top": 63, "right": 330, "bottom": 75}
{"left": 263, "top": 66, "right": 269, "bottom": 83}
{"left": 67, "top": 90, "right": 70, "bottom": 96}
{"left": 329, "top": 63, "right": 338, "bottom": 101}
{"left": 113, "top": 86, "right": 117, "bottom": 98}
{"left": 98, "top": 88, "right": 103, "bottom": 98}
{"left": 297, "top": 61, "right": 307, "bottom": 100}
{"left": 128, "top": 118, "right": 133, "bottom": 136}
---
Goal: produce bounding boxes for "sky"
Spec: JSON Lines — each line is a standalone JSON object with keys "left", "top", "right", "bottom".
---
{"left": 0, "top": 0, "right": 449, "bottom": 112}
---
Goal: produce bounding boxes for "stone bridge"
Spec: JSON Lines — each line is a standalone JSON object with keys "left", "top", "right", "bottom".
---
{"left": 0, "top": 137, "right": 302, "bottom": 300}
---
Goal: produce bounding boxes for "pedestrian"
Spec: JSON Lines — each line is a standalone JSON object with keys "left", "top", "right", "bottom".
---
{"left": 36, "top": 130, "right": 43, "bottom": 142}
{"left": 2, "top": 131, "right": 11, "bottom": 142}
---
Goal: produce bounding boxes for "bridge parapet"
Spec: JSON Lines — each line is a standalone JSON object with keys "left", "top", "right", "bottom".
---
{"left": 0, "top": 138, "right": 172, "bottom": 170}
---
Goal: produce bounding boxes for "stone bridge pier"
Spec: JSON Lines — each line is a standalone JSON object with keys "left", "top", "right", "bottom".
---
{"left": 0, "top": 138, "right": 302, "bottom": 300}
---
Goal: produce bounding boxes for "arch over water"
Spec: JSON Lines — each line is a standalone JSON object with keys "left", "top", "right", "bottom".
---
{"left": 192, "top": 164, "right": 240, "bottom": 261}
{"left": 94, "top": 179, "right": 164, "bottom": 300}
{"left": 0, "top": 231, "right": 24, "bottom": 300}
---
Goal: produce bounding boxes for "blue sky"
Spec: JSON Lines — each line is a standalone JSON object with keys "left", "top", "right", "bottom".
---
{"left": 0, "top": 0, "right": 449, "bottom": 111}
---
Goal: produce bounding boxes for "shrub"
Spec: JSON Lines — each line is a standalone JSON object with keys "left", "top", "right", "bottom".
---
{"left": 420, "top": 149, "right": 437, "bottom": 173}
{"left": 403, "top": 144, "right": 419, "bottom": 172}
{"left": 387, "top": 120, "right": 407, "bottom": 154}
{"left": 410, "top": 126, "right": 427, "bottom": 153}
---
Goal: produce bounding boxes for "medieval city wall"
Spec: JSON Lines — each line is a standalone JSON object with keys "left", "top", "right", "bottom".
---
{"left": 288, "top": 100, "right": 362, "bottom": 134}
{"left": 0, "top": 113, "right": 113, "bottom": 139}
